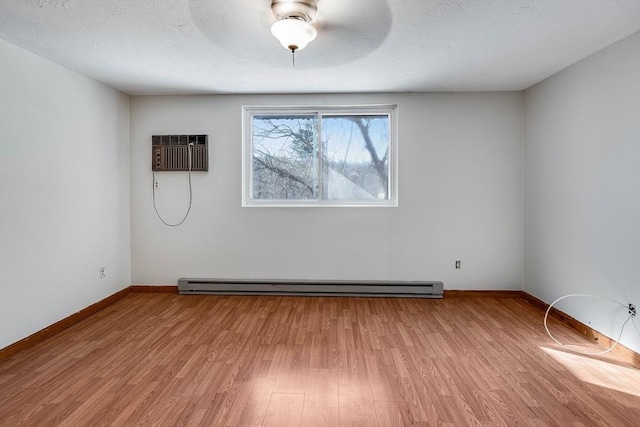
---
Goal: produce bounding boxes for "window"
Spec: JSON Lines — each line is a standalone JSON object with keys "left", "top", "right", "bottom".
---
{"left": 243, "top": 105, "right": 397, "bottom": 207}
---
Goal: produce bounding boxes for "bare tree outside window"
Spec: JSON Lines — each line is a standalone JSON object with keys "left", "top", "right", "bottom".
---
{"left": 252, "top": 115, "right": 317, "bottom": 200}
{"left": 322, "top": 115, "right": 389, "bottom": 200}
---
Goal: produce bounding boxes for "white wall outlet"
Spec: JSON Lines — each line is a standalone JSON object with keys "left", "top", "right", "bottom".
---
{"left": 154, "top": 180, "right": 160, "bottom": 189}
{"left": 99, "top": 267, "right": 106, "bottom": 278}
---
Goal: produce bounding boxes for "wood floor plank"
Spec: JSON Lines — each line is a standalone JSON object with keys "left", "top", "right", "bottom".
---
{"left": 374, "top": 401, "right": 419, "bottom": 427}
{"left": 301, "top": 402, "right": 340, "bottom": 427}
{"left": 301, "top": 369, "right": 340, "bottom": 426}
{"left": 230, "top": 379, "right": 275, "bottom": 426}
{"left": 56, "top": 378, "right": 121, "bottom": 427}
{"left": 305, "top": 369, "right": 339, "bottom": 406}
{"left": 338, "top": 363, "right": 374, "bottom": 402}
{"left": 263, "top": 393, "right": 304, "bottom": 427}
{"left": 0, "top": 293, "right": 638, "bottom": 427}
{"left": 338, "top": 398, "right": 378, "bottom": 427}
{"left": 272, "top": 347, "right": 309, "bottom": 394}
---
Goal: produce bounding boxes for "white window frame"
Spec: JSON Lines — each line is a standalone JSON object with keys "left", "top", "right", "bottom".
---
{"left": 242, "top": 105, "right": 398, "bottom": 207}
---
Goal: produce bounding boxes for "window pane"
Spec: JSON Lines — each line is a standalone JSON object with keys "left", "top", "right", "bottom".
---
{"left": 321, "top": 115, "right": 389, "bottom": 200}
{"left": 252, "top": 115, "right": 318, "bottom": 200}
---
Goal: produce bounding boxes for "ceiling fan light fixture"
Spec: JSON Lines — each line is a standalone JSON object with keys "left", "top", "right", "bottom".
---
{"left": 270, "top": 0, "right": 318, "bottom": 54}
{"left": 270, "top": 18, "right": 317, "bottom": 52}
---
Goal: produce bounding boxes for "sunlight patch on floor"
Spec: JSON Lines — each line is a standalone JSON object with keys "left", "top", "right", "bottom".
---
{"left": 540, "top": 346, "right": 640, "bottom": 397}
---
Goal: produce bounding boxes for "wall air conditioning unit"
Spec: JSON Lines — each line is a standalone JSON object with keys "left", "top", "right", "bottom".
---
{"left": 152, "top": 134, "right": 208, "bottom": 171}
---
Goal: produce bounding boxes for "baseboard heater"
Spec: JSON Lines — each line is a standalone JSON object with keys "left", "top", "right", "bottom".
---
{"left": 178, "top": 278, "right": 444, "bottom": 298}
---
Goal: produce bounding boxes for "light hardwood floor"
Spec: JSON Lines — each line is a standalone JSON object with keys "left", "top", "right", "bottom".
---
{"left": 1, "top": 294, "right": 638, "bottom": 426}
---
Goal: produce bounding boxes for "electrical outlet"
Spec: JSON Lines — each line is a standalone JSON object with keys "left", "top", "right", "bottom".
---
{"left": 630, "top": 304, "right": 637, "bottom": 317}
{"left": 154, "top": 180, "right": 160, "bottom": 189}
{"left": 455, "top": 260, "right": 461, "bottom": 269}
{"left": 99, "top": 267, "right": 106, "bottom": 278}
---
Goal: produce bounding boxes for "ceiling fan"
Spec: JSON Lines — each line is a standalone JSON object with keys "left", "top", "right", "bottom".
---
{"left": 189, "top": 0, "right": 392, "bottom": 69}
{"left": 269, "top": 0, "right": 393, "bottom": 66}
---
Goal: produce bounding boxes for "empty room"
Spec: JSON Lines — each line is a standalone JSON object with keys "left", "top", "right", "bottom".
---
{"left": 0, "top": 0, "right": 639, "bottom": 426}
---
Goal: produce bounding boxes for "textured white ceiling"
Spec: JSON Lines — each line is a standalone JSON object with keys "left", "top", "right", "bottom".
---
{"left": 0, "top": 0, "right": 638, "bottom": 95}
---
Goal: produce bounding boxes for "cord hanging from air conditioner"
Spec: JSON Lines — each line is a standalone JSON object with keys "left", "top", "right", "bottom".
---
{"left": 544, "top": 293, "right": 639, "bottom": 356}
{"left": 152, "top": 143, "right": 193, "bottom": 227}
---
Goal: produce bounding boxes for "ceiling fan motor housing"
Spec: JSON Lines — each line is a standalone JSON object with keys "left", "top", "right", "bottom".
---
{"left": 271, "top": 0, "right": 317, "bottom": 23}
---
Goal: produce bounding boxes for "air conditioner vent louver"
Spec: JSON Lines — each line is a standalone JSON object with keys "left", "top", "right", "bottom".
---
{"left": 152, "top": 134, "right": 208, "bottom": 171}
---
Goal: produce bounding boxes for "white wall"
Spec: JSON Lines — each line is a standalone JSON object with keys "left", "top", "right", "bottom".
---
{"left": 0, "top": 40, "right": 131, "bottom": 348}
{"left": 524, "top": 32, "right": 640, "bottom": 353}
{"left": 130, "top": 92, "right": 523, "bottom": 289}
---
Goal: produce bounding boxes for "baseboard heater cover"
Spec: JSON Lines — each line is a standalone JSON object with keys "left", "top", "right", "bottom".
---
{"left": 178, "top": 278, "right": 444, "bottom": 298}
